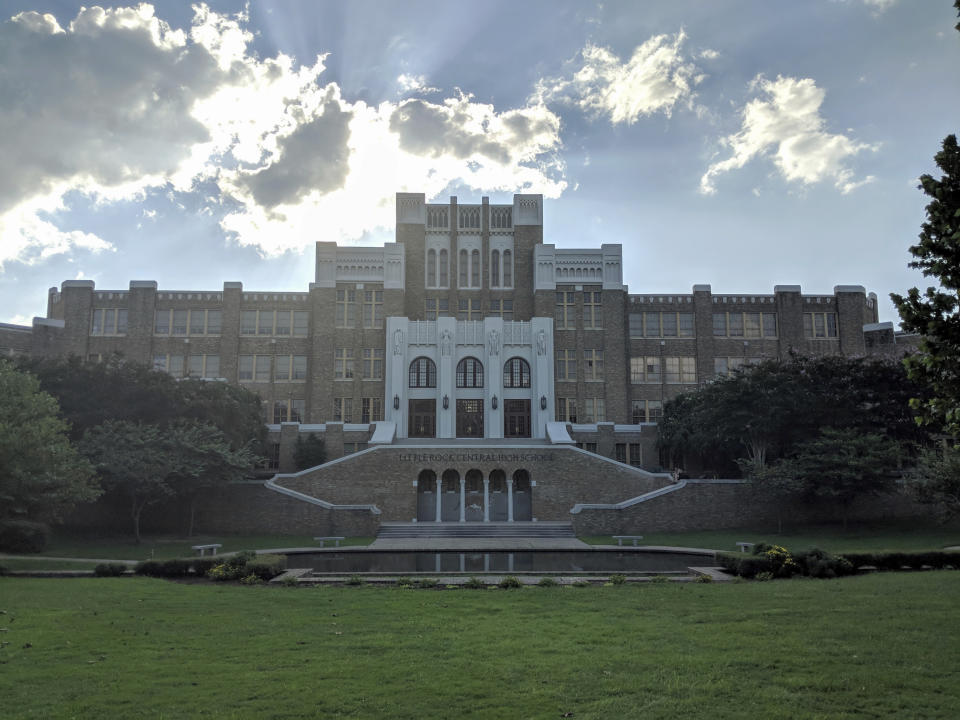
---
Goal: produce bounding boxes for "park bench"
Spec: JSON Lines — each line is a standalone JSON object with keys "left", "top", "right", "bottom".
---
{"left": 192, "top": 543, "right": 222, "bottom": 556}
{"left": 314, "top": 536, "right": 345, "bottom": 548}
{"left": 736, "top": 542, "right": 755, "bottom": 553}
{"left": 613, "top": 535, "right": 644, "bottom": 546}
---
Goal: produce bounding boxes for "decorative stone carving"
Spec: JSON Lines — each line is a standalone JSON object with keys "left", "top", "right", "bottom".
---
{"left": 536, "top": 329, "right": 546, "bottom": 356}
{"left": 439, "top": 329, "right": 453, "bottom": 356}
{"left": 393, "top": 329, "right": 404, "bottom": 355}
{"left": 487, "top": 329, "right": 501, "bottom": 356}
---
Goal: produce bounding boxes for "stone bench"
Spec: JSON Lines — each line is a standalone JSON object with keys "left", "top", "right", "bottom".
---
{"left": 736, "top": 542, "right": 755, "bottom": 553}
{"left": 613, "top": 535, "right": 644, "bottom": 546}
{"left": 192, "top": 543, "right": 222, "bottom": 556}
{"left": 314, "top": 536, "right": 345, "bottom": 548}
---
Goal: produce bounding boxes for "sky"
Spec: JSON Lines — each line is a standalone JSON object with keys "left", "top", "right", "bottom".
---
{"left": 0, "top": 0, "right": 957, "bottom": 328}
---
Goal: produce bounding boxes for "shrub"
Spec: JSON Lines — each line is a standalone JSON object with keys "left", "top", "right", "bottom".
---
{"left": 191, "top": 557, "right": 218, "bottom": 576}
{"left": 609, "top": 573, "right": 627, "bottom": 585}
{"left": 239, "top": 573, "right": 263, "bottom": 585}
{"left": 794, "top": 549, "right": 855, "bottom": 579}
{"left": 537, "top": 576, "right": 558, "bottom": 587}
{"left": 281, "top": 574, "right": 299, "bottom": 587}
{"left": 755, "top": 571, "right": 775, "bottom": 582}
{"left": 0, "top": 520, "right": 51, "bottom": 553}
{"left": 717, "top": 552, "right": 773, "bottom": 579}
{"left": 135, "top": 560, "right": 164, "bottom": 577}
{"left": 463, "top": 576, "right": 486, "bottom": 589}
{"left": 572, "top": 579, "right": 591, "bottom": 588}
{"left": 93, "top": 563, "right": 127, "bottom": 577}
{"left": 226, "top": 550, "right": 256, "bottom": 569}
{"left": 345, "top": 575, "right": 363, "bottom": 586}
{"left": 244, "top": 554, "right": 287, "bottom": 581}
{"left": 694, "top": 573, "right": 713, "bottom": 583}
{"left": 498, "top": 575, "right": 522, "bottom": 589}
{"left": 649, "top": 575, "right": 671, "bottom": 584}
{"left": 416, "top": 577, "right": 439, "bottom": 589}
{"left": 763, "top": 545, "right": 800, "bottom": 578}
{"left": 0, "top": 563, "right": 8, "bottom": 576}
{"left": 207, "top": 563, "right": 242, "bottom": 581}
{"left": 396, "top": 577, "right": 414, "bottom": 587}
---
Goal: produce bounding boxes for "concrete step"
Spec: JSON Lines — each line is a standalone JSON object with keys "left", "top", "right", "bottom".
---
{"left": 376, "top": 522, "right": 576, "bottom": 539}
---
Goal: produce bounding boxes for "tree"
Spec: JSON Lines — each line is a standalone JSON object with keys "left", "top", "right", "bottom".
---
{"left": 890, "top": 134, "right": 960, "bottom": 438}
{"left": 294, "top": 433, "right": 327, "bottom": 471}
{"left": 775, "top": 428, "right": 901, "bottom": 531}
{"left": 909, "top": 445, "right": 960, "bottom": 522}
{"left": 0, "top": 360, "right": 101, "bottom": 521}
{"left": 80, "top": 421, "right": 179, "bottom": 543}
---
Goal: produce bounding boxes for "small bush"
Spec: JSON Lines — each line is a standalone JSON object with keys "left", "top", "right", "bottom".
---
{"left": 609, "top": 573, "right": 627, "bottom": 585}
{"left": 345, "top": 575, "right": 363, "bottom": 586}
{"left": 694, "top": 573, "right": 713, "bottom": 583}
{"left": 226, "top": 550, "right": 256, "bottom": 569}
{"left": 191, "top": 557, "right": 218, "bottom": 576}
{"left": 416, "top": 577, "right": 439, "bottom": 589}
{"left": 207, "top": 562, "right": 242, "bottom": 581}
{"left": 795, "top": 549, "right": 855, "bottom": 579}
{"left": 649, "top": 575, "right": 671, "bottom": 584}
{"left": 498, "top": 575, "right": 522, "bottom": 589}
{"left": 0, "top": 563, "right": 9, "bottom": 576}
{"left": 0, "top": 520, "right": 51, "bottom": 553}
{"left": 93, "top": 563, "right": 127, "bottom": 577}
{"left": 244, "top": 554, "right": 287, "bottom": 581}
{"left": 755, "top": 571, "right": 775, "bottom": 582}
{"left": 537, "top": 576, "right": 558, "bottom": 587}
{"left": 463, "top": 576, "right": 486, "bottom": 589}
{"left": 396, "top": 577, "right": 414, "bottom": 587}
{"left": 572, "top": 579, "right": 591, "bottom": 588}
{"left": 281, "top": 574, "right": 299, "bottom": 587}
{"left": 239, "top": 573, "right": 263, "bottom": 585}
{"left": 135, "top": 560, "right": 164, "bottom": 577}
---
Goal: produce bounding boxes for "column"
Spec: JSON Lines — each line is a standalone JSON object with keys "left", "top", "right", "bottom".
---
{"left": 507, "top": 477, "right": 514, "bottom": 523}
{"left": 435, "top": 476, "right": 443, "bottom": 523}
{"left": 459, "top": 476, "right": 466, "bottom": 522}
{"left": 483, "top": 475, "right": 490, "bottom": 522}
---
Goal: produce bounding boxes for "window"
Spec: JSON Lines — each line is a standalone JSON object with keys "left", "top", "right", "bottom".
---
{"left": 456, "top": 357, "right": 484, "bottom": 388}
{"left": 555, "top": 291, "right": 575, "bottom": 330}
{"left": 439, "top": 249, "right": 448, "bottom": 287}
{"left": 361, "top": 397, "right": 384, "bottom": 423}
{"left": 502, "top": 250, "right": 512, "bottom": 287}
{"left": 187, "top": 355, "right": 219, "bottom": 378}
{"left": 664, "top": 356, "right": 697, "bottom": 384}
{"left": 362, "top": 290, "right": 383, "bottom": 328}
{"left": 154, "top": 354, "right": 184, "bottom": 376}
{"left": 584, "top": 349, "right": 604, "bottom": 381}
{"left": 362, "top": 348, "right": 384, "bottom": 379}
{"left": 238, "top": 355, "right": 253, "bottom": 380}
{"left": 628, "top": 443, "right": 642, "bottom": 467}
{"left": 290, "top": 399, "right": 305, "bottom": 423}
{"left": 712, "top": 313, "right": 727, "bottom": 337}
{"left": 427, "top": 249, "right": 437, "bottom": 286}
{"left": 275, "top": 311, "right": 291, "bottom": 336}
{"left": 556, "top": 398, "right": 577, "bottom": 423}
{"left": 155, "top": 310, "right": 170, "bottom": 334}
{"left": 584, "top": 292, "right": 602, "bottom": 329}
{"left": 644, "top": 311, "right": 660, "bottom": 337}
{"left": 189, "top": 310, "right": 206, "bottom": 335}
{"left": 629, "top": 312, "right": 694, "bottom": 338}
{"left": 335, "top": 348, "right": 354, "bottom": 379}
{"left": 762, "top": 313, "right": 777, "bottom": 337}
{"left": 274, "top": 355, "right": 308, "bottom": 381}
{"left": 714, "top": 357, "right": 763, "bottom": 377}
{"left": 616, "top": 443, "right": 627, "bottom": 463}
{"left": 744, "top": 312, "right": 761, "bottom": 338}
{"left": 241, "top": 310, "right": 257, "bottom": 335}
{"left": 631, "top": 400, "right": 662, "bottom": 424}
{"left": 488, "top": 298, "right": 513, "bottom": 320}
{"left": 172, "top": 310, "right": 188, "bottom": 335}
{"left": 491, "top": 250, "right": 500, "bottom": 287}
{"left": 728, "top": 313, "right": 744, "bottom": 337}
{"left": 630, "top": 356, "right": 661, "bottom": 383}
{"left": 255, "top": 356, "right": 271, "bottom": 382}
{"left": 153, "top": 354, "right": 167, "bottom": 372}
{"left": 333, "top": 397, "right": 353, "bottom": 423}
{"left": 293, "top": 356, "right": 306, "bottom": 380}
{"left": 273, "top": 399, "right": 305, "bottom": 423}
{"left": 409, "top": 357, "right": 437, "bottom": 388}
{"left": 273, "top": 401, "right": 288, "bottom": 424}
{"left": 471, "top": 249, "right": 480, "bottom": 287}
{"left": 425, "top": 298, "right": 450, "bottom": 320}
{"left": 266, "top": 443, "right": 280, "bottom": 470}
{"left": 804, "top": 312, "right": 838, "bottom": 338}
{"left": 557, "top": 349, "right": 576, "bottom": 381}
{"left": 712, "top": 312, "right": 782, "bottom": 338}
{"left": 458, "top": 298, "right": 482, "bottom": 320}
{"left": 503, "top": 357, "right": 531, "bottom": 388}
{"left": 293, "top": 311, "right": 308, "bottom": 337}
{"left": 275, "top": 355, "right": 291, "bottom": 381}
{"left": 459, "top": 249, "right": 468, "bottom": 287}
{"left": 583, "top": 398, "right": 605, "bottom": 423}
{"left": 257, "top": 311, "right": 273, "bottom": 335}
{"left": 336, "top": 289, "right": 356, "bottom": 328}
{"left": 91, "top": 308, "right": 127, "bottom": 336}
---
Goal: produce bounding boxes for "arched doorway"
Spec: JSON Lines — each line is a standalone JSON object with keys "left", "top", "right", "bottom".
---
{"left": 441, "top": 469, "right": 460, "bottom": 522}
{"left": 489, "top": 469, "right": 508, "bottom": 521}
{"left": 513, "top": 469, "right": 532, "bottom": 521}
{"left": 416, "top": 470, "right": 437, "bottom": 522}
{"left": 465, "top": 469, "right": 484, "bottom": 521}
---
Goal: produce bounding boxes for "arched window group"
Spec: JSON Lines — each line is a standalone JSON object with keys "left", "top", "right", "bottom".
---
{"left": 459, "top": 249, "right": 481, "bottom": 288}
{"left": 491, "top": 249, "right": 512, "bottom": 288}
{"left": 456, "top": 357, "right": 484, "bottom": 388}
{"left": 426, "top": 248, "right": 449, "bottom": 288}
{"left": 409, "top": 357, "right": 437, "bottom": 387}
{"left": 503, "top": 357, "right": 530, "bottom": 388}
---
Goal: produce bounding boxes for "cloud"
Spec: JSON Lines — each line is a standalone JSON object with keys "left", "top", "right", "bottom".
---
{"left": 861, "top": 0, "right": 897, "bottom": 13}
{"left": 536, "top": 31, "right": 702, "bottom": 124}
{"left": 700, "top": 75, "right": 877, "bottom": 195}
{"left": 0, "top": 4, "right": 567, "bottom": 265}
{"left": 396, "top": 73, "right": 439, "bottom": 95}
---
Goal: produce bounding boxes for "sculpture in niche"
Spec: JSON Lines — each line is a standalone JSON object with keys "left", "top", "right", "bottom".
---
{"left": 393, "top": 328, "right": 404, "bottom": 355}
{"left": 536, "top": 329, "right": 547, "bottom": 356}
{"left": 487, "top": 329, "right": 501, "bottom": 356}
{"left": 439, "top": 329, "right": 453, "bottom": 356}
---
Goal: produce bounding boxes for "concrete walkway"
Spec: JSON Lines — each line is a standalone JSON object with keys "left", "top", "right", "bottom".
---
{"left": 368, "top": 537, "right": 591, "bottom": 551}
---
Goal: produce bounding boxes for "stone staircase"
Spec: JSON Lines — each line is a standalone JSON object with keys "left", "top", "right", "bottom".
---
{"left": 376, "top": 522, "right": 576, "bottom": 539}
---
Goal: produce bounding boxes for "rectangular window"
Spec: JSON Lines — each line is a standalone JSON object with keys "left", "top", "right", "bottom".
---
{"left": 555, "top": 291, "right": 575, "bottom": 330}
{"left": 189, "top": 310, "right": 206, "bottom": 335}
{"left": 293, "top": 311, "right": 308, "bottom": 337}
{"left": 266, "top": 443, "right": 280, "bottom": 470}
{"left": 336, "top": 289, "right": 356, "bottom": 328}
{"left": 275, "top": 355, "right": 291, "bottom": 381}
{"left": 762, "top": 313, "right": 777, "bottom": 338}
{"left": 714, "top": 357, "right": 728, "bottom": 377}
{"left": 362, "top": 290, "right": 383, "bottom": 328}
{"left": 557, "top": 349, "right": 576, "bottom": 381}
{"left": 273, "top": 401, "right": 288, "bottom": 424}
{"left": 90, "top": 309, "right": 103, "bottom": 335}
{"left": 644, "top": 311, "right": 660, "bottom": 338}
{"left": 616, "top": 443, "right": 627, "bottom": 464}
{"left": 334, "top": 397, "right": 353, "bottom": 423}
{"left": 665, "top": 356, "right": 696, "bottom": 383}
{"left": 153, "top": 354, "right": 167, "bottom": 372}
{"left": 584, "top": 349, "right": 604, "bottom": 381}
{"left": 629, "top": 313, "right": 643, "bottom": 337}
{"left": 713, "top": 313, "right": 727, "bottom": 337}
{"left": 206, "top": 310, "right": 222, "bottom": 335}
{"left": 629, "top": 443, "right": 642, "bottom": 468}
{"left": 804, "top": 312, "right": 838, "bottom": 338}
{"left": 583, "top": 291, "right": 602, "bottom": 329}
{"left": 745, "top": 312, "right": 761, "bottom": 338}
{"left": 631, "top": 356, "right": 660, "bottom": 383}
{"left": 648, "top": 401, "right": 662, "bottom": 423}
{"left": 257, "top": 310, "right": 274, "bottom": 335}
{"left": 241, "top": 310, "right": 257, "bottom": 335}
{"left": 678, "top": 313, "right": 694, "bottom": 337}
{"left": 204, "top": 355, "right": 220, "bottom": 378}
{"left": 254, "top": 356, "right": 271, "bottom": 382}
{"left": 362, "top": 397, "right": 384, "bottom": 423}
{"left": 238, "top": 355, "right": 253, "bottom": 380}
{"left": 171, "top": 310, "right": 187, "bottom": 336}
{"left": 661, "top": 313, "right": 677, "bottom": 337}
{"left": 488, "top": 298, "right": 513, "bottom": 321}
{"left": 363, "top": 348, "right": 384, "bottom": 379}
{"left": 458, "top": 298, "right": 482, "bottom": 321}
{"left": 631, "top": 400, "right": 645, "bottom": 424}
{"left": 155, "top": 310, "right": 170, "bottom": 335}
{"left": 335, "top": 348, "right": 354, "bottom": 379}
{"left": 583, "top": 398, "right": 605, "bottom": 423}
{"left": 90, "top": 308, "right": 128, "bottom": 336}
{"left": 275, "top": 311, "right": 291, "bottom": 336}
{"left": 292, "top": 356, "right": 307, "bottom": 380}
{"left": 290, "top": 399, "right": 305, "bottom": 423}
{"left": 188, "top": 355, "right": 204, "bottom": 378}
{"left": 728, "top": 313, "right": 744, "bottom": 337}
{"left": 168, "top": 355, "right": 184, "bottom": 377}
{"left": 556, "top": 398, "right": 577, "bottom": 423}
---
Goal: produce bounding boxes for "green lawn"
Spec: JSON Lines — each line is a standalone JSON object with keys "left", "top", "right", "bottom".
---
{"left": 0, "top": 573, "right": 957, "bottom": 719}
{"left": 0, "top": 558, "right": 105, "bottom": 572}
{"left": 583, "top": 518, "right": 960, "bottom": 553}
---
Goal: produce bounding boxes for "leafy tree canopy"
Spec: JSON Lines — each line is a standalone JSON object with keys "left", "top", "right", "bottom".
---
{"left": 294, "top": 433, "right": 327, "bottom": 471}
{"left": 0, "top": 360, "right": 101, "bottom": 521}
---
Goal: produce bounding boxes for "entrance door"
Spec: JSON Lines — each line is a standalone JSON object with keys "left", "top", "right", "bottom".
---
{"left": 409, "top": 399, "right": 436, "bottom": 438}
{"left": 504, "top": 399, "right": 531, "bottom": 438}
{"left": 513, "top": 469, "right": 532, "bottom": 521}
{"left": 456, "top": 399, "right": 484, "bottom": 438}
{"left": 417, "top": 470, "right": 437, "bottom": 522}
{"left": 441, "top": 470, "right": 460, "bottom": 522}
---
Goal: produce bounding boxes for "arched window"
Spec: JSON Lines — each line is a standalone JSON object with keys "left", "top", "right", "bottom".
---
{"left": 503, "top": 357, "right": 531, "bottom": 388}
{"left": 417, "top": 469, "right": 437, "bottom": 493}
{"left": 456, "top": 357, "right": 484, "bottom": 388}
{"left": 471, "top": 249, "right": 480, "bottom": 287}
{"left": 409, "top": 357, "right": 437, "bottom": 387}
{"left": 491, "top": 250, "right": 500, "bottom": 288}
{"left": 489, "top": 469, "right": 506, "bottom": 493}
{"left": 503, "top": 250, "right": 512, "bottom": 287}
{"left": 459, "top": 249, "right": 468, "bottom": 287}
{"left": 427, "top": 249, "right": 436, "bottom": 286}
{"left": 439, "top": 249, "right": 448, "bottom": 287}
{"left": 513, "top": 469, "right": 531, "bottom": 492}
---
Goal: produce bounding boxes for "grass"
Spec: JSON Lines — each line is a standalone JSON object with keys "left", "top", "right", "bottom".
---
{"left": 0, "top": 559, "right": 105, "bottom": 572}
{"left": 582, "top": 518, "right": 960, "bottom": 553}
{"left": 0, "top": 573, "right": 957, "bottom": 718}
